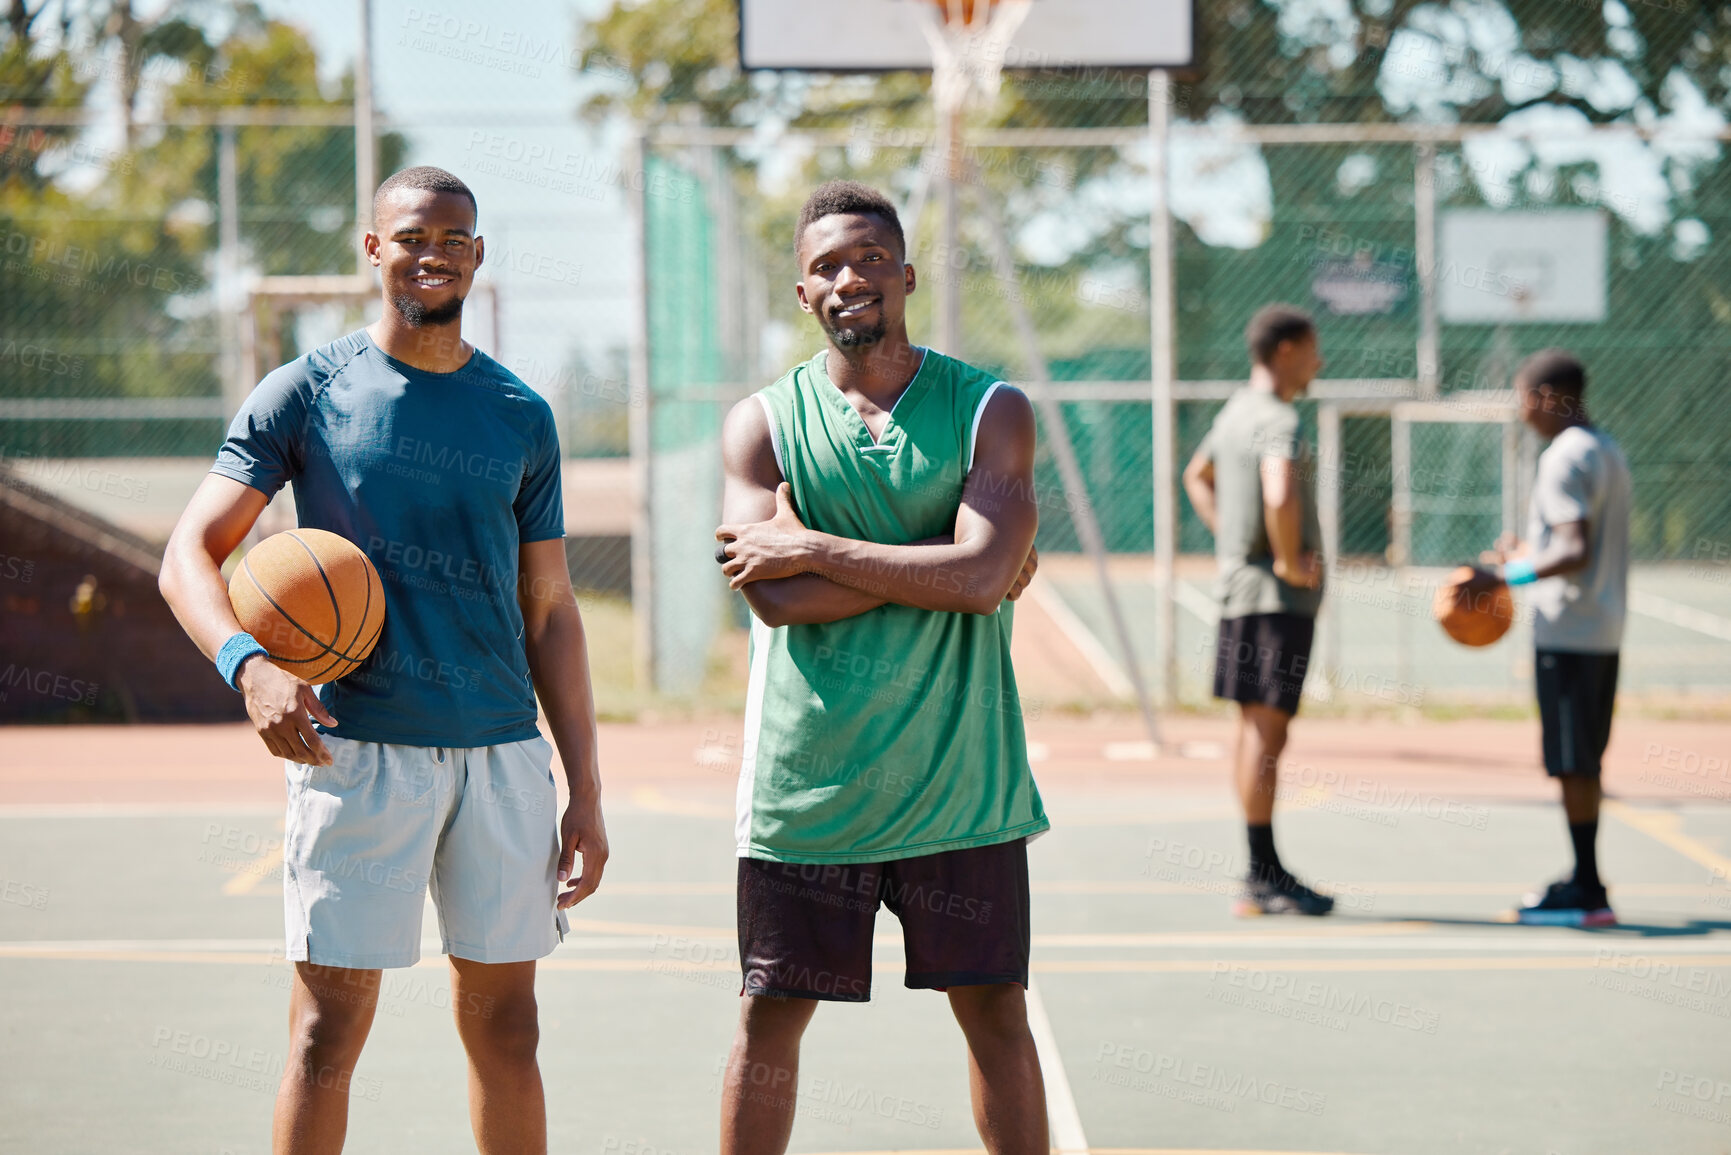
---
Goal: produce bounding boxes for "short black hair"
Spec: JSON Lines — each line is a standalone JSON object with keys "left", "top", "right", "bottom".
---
{"left": 373, "top": 166, "right": 477, "bottom": 229}
{"left": 795, "top": 180, "right": 904, "bottom": 258}
{"left": 1516, "top": 348, "right": 1587, "bottom": 397}
{"left": 1245, "top": 304, "right": 1316, "bottom": 366}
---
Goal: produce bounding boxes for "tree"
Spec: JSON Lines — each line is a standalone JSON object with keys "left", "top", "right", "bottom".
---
{"left": 0, "top": 1, "right": 403, "bottom": 457}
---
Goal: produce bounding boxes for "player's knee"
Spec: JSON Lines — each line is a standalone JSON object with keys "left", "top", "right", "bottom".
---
{"left": 740, "top": 993, "right": 817, "bottom": 1041}
{"left": 467, "top": 1000, "right": 540, "bottom": 1068}
{"left": 288, "top": 1006, "right": 369, "bottom": 1070}
{"left": 950, "top": 984, "right": 1028, "bottom": 1041}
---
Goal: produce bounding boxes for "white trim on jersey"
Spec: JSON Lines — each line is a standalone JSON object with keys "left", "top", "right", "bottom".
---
{"left": 735, "top": 614, "right": 775, "bottom": 855}
{"left": 967, "top": 381, "right": 1005, "bottom": 472}
{"left": 754, "top": 392, "right": 786, "bottom": 479}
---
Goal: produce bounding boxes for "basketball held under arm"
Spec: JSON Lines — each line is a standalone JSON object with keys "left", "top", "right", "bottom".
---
{"left": 159, "top": 473, "right": 337, "bottom": 763}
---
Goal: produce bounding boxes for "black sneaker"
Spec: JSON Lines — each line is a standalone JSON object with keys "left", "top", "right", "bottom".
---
{"left": 1516, "top": 878, "right": 1616, "bottom": 927}
{"left": 1234, "top": 870, "right": 1335, "bottom": 917}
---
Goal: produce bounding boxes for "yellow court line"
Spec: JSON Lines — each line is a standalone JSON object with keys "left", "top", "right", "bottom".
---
{"left": 9, "top": 949, "right": 1727, "bottom": 977}
{"left": 628, "top": 786, "right": 735, "bottom": 819}
{"left": 792, "top": 1148, "right": 1374, "bottom": 1155}
{"left": 1604, "top": 800, "right": 1731, "bottom": 879}
{"left": 220, "top": 843, "right": 283, "bottom": 896}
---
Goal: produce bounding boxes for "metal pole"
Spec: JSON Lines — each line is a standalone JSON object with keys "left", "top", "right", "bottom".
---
{"left": 935, "top": 103, "right": 964, "bottom": 358}
{"left": 354, "top": 0, "right": 376, "bottom": 270}
{"left": 1316, "top": 402, "right": 1341, "bottom": 697}
{"left": 1414, "top": 143, "right": 1439, "bottom": 397}
{"left": 969, "top": 161, "right": 1164, "bottom": 752}
{"left": 1390, "top": 413, "right": 1413, "bottom": 692}
{"left": 1149, "top": 70, "right": 1178, "bottom": 707}
{"left": 218, "top": 123, "right": 243, "bottom": 421}
{"left": 627, "top": 134, "right": 656, "bottom": 693}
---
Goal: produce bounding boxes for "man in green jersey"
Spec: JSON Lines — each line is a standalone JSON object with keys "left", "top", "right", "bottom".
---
{"left": 713, "top": 181, "right": 1047, "bottom": 1154}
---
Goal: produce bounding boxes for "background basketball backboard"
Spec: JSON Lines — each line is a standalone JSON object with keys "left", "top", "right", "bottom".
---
{"left": 736, "top": 0, "right": 1194, "bottom": 71}
{"left": 1438, "top": 209, "right": 1608, "bottom": 324}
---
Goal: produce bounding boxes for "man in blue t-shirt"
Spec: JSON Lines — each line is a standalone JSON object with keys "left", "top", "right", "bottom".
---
{"left": 160, "top": 166, "right": 607, "bottom": 1154}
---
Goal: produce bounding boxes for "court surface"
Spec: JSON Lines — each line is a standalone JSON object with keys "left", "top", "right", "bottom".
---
{"left": 3, "top": 715, "right": 1730, "bottom": 1155}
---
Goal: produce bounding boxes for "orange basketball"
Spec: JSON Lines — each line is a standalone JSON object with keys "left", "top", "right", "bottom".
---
{"left": 1432, "top": 565, "right": 1514, "bottom": 648}
{"left": 229, "top": 529, "right": 385, "bottom": 684}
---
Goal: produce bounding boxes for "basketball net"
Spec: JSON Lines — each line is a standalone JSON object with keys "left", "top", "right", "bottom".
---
{"left": 915, "top": 0, "right": 1031, "bottom": 118}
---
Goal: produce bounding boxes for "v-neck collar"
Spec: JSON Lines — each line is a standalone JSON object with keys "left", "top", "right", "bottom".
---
{"left": 816, "top": 347, "right": 930, "bottom": 451}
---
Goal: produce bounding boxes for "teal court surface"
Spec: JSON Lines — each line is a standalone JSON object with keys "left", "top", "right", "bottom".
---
{"left": 2, "top": 716, "right": 1730, "bottom": 1155}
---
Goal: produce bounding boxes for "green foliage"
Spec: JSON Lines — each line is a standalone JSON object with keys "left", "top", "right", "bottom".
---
{"left": 0, "top": 2, "right": 404, "bottom": 457}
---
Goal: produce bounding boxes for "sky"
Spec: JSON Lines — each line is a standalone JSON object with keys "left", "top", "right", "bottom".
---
{"left": 193, "top": 0, "right": 635, "bottom": 382}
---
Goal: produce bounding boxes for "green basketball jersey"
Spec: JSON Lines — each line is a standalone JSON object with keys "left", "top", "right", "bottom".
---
{"left": 736, "top": 348, "right": 1049, "bottom": 864}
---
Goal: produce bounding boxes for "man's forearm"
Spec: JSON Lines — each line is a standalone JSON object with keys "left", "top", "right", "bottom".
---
{"left": 741, "top": 574, "right": 886, "bottom": 627}
{"left": 798, "top": 533, "right": 1016, "bottom": 615}
{"left": 525, "top": 607, "right": 601, "bottom": 797}
{"left": 1264, "top": 496, "right": 1306, "bottom": 570}
{"left": 159, "top": 541, "right": 248, "bottom": 660}
{"left": 1184, "top": 477, "right": 1217, "bottom": 534}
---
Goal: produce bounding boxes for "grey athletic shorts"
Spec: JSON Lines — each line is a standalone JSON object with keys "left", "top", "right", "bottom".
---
{"left": 283, "top": 734, "right": 568, "bottom": 969}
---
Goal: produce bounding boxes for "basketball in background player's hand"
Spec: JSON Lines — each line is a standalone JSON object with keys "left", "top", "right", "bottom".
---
{"left": 229, "top": 529, "right": 385, "bottom": 684}
{"left": 1433, "top": 565, "right": 1514, "bottom": 648}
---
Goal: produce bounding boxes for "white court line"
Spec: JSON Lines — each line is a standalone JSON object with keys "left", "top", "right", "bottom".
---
{"left": 1170, "top": 579, "right": 1220, "bottom": 625}
{"left": 1026, "top": 581, "right": 1134, "bottom": 699}
{"left": 1629, "top": 589, "right": 1731, "bottom": 643}
{"left": 1024, "top": 976, "right": 1090, "bottom": 1155}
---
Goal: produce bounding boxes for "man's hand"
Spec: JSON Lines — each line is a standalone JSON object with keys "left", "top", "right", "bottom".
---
{"left": 716, "top": 482, "right": 813, "bottom": 589}
{"left": 1479, "top": 532, "right": 1525, "bottom": 567}
{"left": 1272, "top": 549, "right": 1322, "bottom": 590}
{"left": 238, "top": 656, "right": 336, "bottom": 765}
{"left": 1006, "top": 545, "right": 1038, "bottom": 601}
{"left": 557, "top": 795, "right": 608, "bottom": 909}
{"left": 1460, "top": 566, "right": 1506, "bottom": 596}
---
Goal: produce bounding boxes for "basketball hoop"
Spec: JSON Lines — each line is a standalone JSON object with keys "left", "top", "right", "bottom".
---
{"left": 915, "top": 0, "right": 1031, "bottom": 117}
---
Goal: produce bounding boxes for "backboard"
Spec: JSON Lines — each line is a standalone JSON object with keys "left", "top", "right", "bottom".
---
{"left": 1438, "top": 209, "right": 1608, "bottom": 324}
{"left": 736, "top": 0, "right": 1194, "bottom": 72}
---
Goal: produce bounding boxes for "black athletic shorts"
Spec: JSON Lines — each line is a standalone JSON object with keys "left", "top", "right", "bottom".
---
{"left": 736, "top": 838, "right": 1031, "bottom": 1002}
{"left": 1535, "top": 649, "right": 1619, "bottom": 777}
{"left": 1213, "top": 612, "right": 1316, "bottom": 716}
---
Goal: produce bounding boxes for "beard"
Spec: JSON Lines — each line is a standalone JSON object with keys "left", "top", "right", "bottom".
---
{"left": 391, "top": 291, "right": 465, "bottom": 328}
{"left": 822, "top": 310, "right": 887, "bottom": 349}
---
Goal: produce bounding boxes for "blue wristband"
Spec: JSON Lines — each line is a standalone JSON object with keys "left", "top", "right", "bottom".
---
{"left": 216, "top": 632, "right": 268, "bottom": 691}
{"left": 1501, "top": 559, "right": 1538, "bottom": 586}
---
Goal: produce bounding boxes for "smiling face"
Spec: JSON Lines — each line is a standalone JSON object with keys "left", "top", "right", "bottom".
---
{"left": 366, "top": 188, "right": 481, "bottom": 328}
{"left": 794, "top": 211, "right": 914, "bottom": 351}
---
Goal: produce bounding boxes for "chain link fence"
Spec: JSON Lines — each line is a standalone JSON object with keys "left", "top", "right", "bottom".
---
{"left": 636, "top": 40, "right": 1731, "bottom": 705}
{"left": 6, "top": 1, "right": 1728, "bottom": 711}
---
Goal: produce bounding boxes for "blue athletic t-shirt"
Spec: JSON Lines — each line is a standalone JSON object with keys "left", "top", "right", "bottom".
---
{"left": 211, "top": 329, "right": 564, "bottom": 747}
